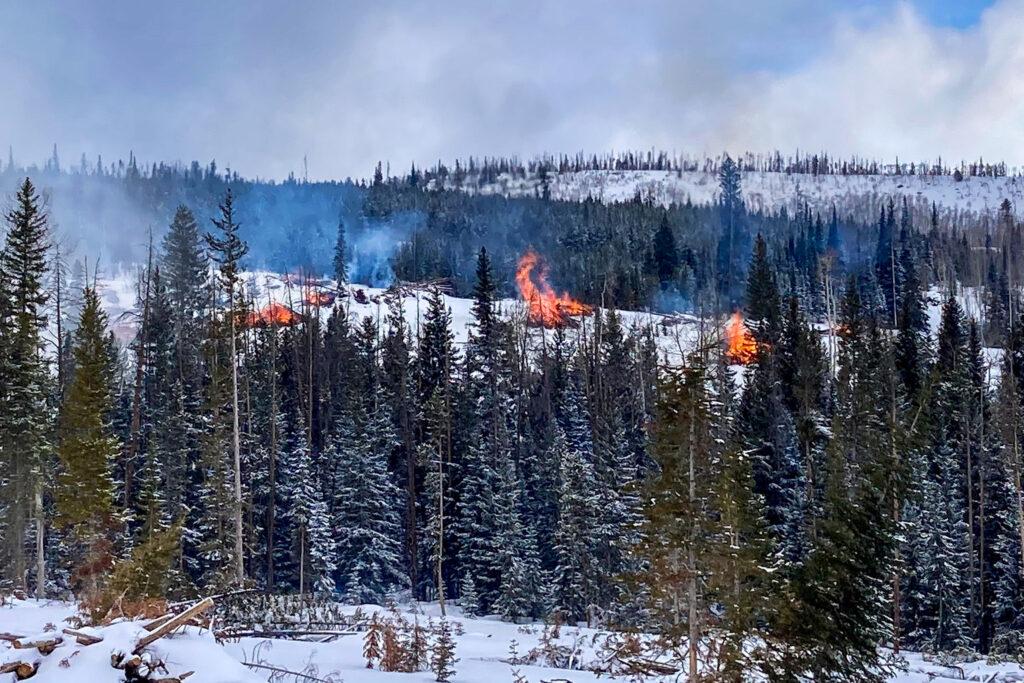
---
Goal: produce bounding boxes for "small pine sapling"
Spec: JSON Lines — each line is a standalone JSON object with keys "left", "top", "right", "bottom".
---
{"left": 363, "top": 616, "right": 383, "bottom": 669}
{"left": 431, "top": 618, "right": 459, "bottom": 683}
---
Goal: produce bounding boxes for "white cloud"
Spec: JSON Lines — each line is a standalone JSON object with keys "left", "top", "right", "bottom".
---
{"left": 711, "top": 0, "right": 1024, "bottom": 168}
{"left": 1, "top": 0, "right": 1019, "bottom": 179}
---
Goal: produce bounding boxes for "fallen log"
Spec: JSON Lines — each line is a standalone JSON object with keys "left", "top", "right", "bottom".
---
{"left": 151, "top": 674, "right": 193, "bottom": 683}
{"left": 13, "top": 636, "right": 62, "bottom": 655}
{"left": 61, "top": 628, "right": 103, "bottom": 646}
{"left": 216, "top": 629, "right": 357, "bottom": 640}
{"left": 135, "top": 598, "right": 213, "bottom": 654}
{"left": 240, "top": 662, "right": 332, "bottom": 682}
{"left": 0, "top": 633, "right": 23, "bottom": 643}
{"left": 0, "top": 660, "right": 38, "bottom": 679}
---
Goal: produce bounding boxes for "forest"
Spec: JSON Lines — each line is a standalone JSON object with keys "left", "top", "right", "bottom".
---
{"left": 3, "top": 152, "right": 1024, "bottom": 680}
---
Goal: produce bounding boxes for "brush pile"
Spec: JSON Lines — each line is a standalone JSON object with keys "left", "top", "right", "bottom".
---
{"left": 0, "top": 596, "right": 257, "bottom": 682}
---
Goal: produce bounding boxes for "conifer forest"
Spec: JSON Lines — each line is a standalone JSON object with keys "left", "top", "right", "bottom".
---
{"left": 6, "top": 2, "right": 1024, "bottom": 681}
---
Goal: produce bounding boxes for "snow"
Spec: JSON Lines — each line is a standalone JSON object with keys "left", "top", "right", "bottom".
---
{"left": 0, "top": 598, "right": 260, "bottom": 683}
{"left": 92, "top": 268, "right": 703, "bottom": 366}
{"left": 444, "top": 169, "right": 1024, "bottom": 220}
{"left": 4, "top": 598, "right": 1024, "bottom": 682}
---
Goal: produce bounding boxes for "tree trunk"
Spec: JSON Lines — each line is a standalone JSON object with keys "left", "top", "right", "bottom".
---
{"left": 34, "top": 485, "right": 44, "bottom": 598}
{"left": 230, "top": 310, "right": 244, "bottom": 585}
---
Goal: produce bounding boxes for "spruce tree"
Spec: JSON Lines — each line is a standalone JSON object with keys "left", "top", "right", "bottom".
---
{"left": 332, "top": 398, "right": 407, "bottom": 604}
{"left": 55, "top": 287, "right": 119, "bottom": 596}
{"left": 0, "top": 177, "right": 52, "bottom": 594}
{"left": 205, "top": 189, "right": 249, "bottom": 585}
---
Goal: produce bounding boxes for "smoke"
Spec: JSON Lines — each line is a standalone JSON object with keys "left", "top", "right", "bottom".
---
{"left": 348, "top": 214, "right": 422, "bottom": 287}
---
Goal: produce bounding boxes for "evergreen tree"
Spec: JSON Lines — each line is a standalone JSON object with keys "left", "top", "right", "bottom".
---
{"left": 55, "top": 287, "right": 119, "bottom": 596}
{"left": 285, "top": 432, "right": 335, "bottom": 595}
{"left": 745, "top": 233, "right": 782, "bottom": 344}
{"left": 0, "top": 177, "right": 52, "bottom": 594}
{"left": 332, "top": 399, "right": 407, "bottom": 603}
{"left": 652, "top": 214, "right": 679, "bottom": 288}
{"left": 205, "top": 189, "right": 249, "bottom": 585}
{"left": 333, "top": 217, "right": 349, "bottom": 284}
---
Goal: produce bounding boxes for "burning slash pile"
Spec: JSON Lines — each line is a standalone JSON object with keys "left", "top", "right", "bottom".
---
{"left": 725, "top": 311, "right": 758, "bottom": 365}
{"left": 245, "top": 302, "right": 302, "bottom": 328}
{"left": 516, "top": 250, "right": 593, "bottom": 328}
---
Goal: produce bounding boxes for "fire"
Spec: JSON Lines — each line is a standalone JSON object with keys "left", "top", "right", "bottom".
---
{"left": 725, "top": 312, "right": 758, "bottom": 365}
{"left": 245, "top": 302, "right": 302, "bottom": 328}
{"left": 304, "top": 290, "right": 336, "bottom": 307}
{"left": 515, "top": 249, "right": 593, "bottom": 327}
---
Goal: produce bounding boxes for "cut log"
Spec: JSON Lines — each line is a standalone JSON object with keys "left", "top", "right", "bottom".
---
{"left": 61, "top": 628, "right": 103, "bottom": 646}
{"left": 110, "top": 651, "right": 142, "bottom": 670}
{"left": 0, "top": 633, "right": 24, "bottom": 643}
{"left": 0, "top": 660, "right": 38, "bottom": 679}
{"left": 134, "top": 598, "right": 213, "bottom": 654}
{"left": 143, "top": 613, "right": 175, "bottom": 633}
{"left": 13, "top": 636, "right": 62, "bottom": 655}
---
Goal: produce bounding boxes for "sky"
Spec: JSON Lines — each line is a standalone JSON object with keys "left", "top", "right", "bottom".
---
{"left": 0, "top": 0, "right": 1015, "bottom": 181}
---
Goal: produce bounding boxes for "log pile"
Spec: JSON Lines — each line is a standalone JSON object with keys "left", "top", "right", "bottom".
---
{"left": 0, "top": 597, "right": 213, "bottom": 681}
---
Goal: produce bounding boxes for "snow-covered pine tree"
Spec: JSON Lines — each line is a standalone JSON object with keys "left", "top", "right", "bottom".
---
{"left": 285, "top": 431, "right": 335, "bottom": 595}
{"left": 205, "top": 189, "right": 249, "bottom": 585}
{"left": 493, "top": 456, "right": 544, "bottom": 622}
{"left": 551, "top": 422, "right": 601, "bottom": 623}
{"left": 454, "top": 247, "right": 514, "bottom": 611}
{"left": 0, "top": 178, "right": 52, "bottom": 594}
{"left": 332, "top": 395, "right": 407, "bottom": 604}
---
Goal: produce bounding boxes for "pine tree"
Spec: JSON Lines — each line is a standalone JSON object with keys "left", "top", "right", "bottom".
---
{"left": 205, "top": 189, "right": 249, "bottom": 585}
{"left": 652, "top": 214, "right": 679, "bottom": 288}
{"left": 551, "top": 423, "right": 601, "bottom": 623}
{"left": 430, "top": 618, "right": 458, "bottom": 683}
{"left": 333, "top": 217, "right": 349, "bottom": 284}
{"left": 332, "top": 399, "right": 407, "bottom": 604}
{"left": 745, "top": 233, "right": 783, "bottom": 344}
{"left": 0, "top": 177, "right": 52, "bottom": 594}
{"left": 637, "top": 351, "right": 764, "bottom": 679}
{"left": 285, "top": 432, "right": 335, "bottom": 595}
{"left": 55, "top": 287, "right": 119, "bottom": 596}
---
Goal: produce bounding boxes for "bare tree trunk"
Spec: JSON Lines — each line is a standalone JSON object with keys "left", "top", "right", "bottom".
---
{"left": 34, "top": 485, "right": 44, "bottom": 598}
{"left": 267, "top": 327, "right": 278, "bottom": 589}
{"left": 230, "top": 309, "right": 244, "bottom": 585}
{"left": 127, "top": 243, "right": 154, "bottom": 517}
{"left": 437, "top": 449, "right": 446, "bottom": 617}
{"left": 687, "top": 395, "right": 699, "bottom": 683}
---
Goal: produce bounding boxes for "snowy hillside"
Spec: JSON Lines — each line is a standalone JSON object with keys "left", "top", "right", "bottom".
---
{"left": 95, "top": 269, "right": 702, "bottom": 365}
{"left": 3, "top": 598, "right": 1023, "bottom": 683}
{"left": 440, "top": 169, "right": 1024, "bottom": 221}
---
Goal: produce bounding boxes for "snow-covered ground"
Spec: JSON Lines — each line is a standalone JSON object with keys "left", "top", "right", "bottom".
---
{"left": 440, "top": 169, "right": 1024, "bottom": 221}
{"left": 4, "top": 597, "right": 1024, "bottom": 683}
{"left": 94, "top": 269, "right": 702, "bottom": 367}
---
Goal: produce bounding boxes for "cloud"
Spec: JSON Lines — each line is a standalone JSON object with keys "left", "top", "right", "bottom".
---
{"left": 714, "top": 0, "right": 1024, "bottom": 167}
{"left": 0, "top": 0, "right": 1015, "bottom": 180}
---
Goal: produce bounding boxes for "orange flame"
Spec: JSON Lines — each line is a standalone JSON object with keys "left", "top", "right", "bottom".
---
{"left": 246, "top": 302, "right": 302, "bottom": 328}
{"left": 305, "top": 290, "right": 336, "bottom": 307}
{"left": 725, "top": 312, "right": 758, "bottom": 365}
{"left": 516, "top": 250, "right": 593, "bottom": 327}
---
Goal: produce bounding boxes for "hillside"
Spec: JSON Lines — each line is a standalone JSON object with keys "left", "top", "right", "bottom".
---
{"left": 437, "top": 168, "right": 1024, "bottom": 222}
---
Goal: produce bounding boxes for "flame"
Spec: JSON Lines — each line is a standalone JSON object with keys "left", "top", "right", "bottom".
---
{"left": 516, "top": 250, "right": 593, "bottom": 327}
{"left": 305, "top": 290, "right": 336, "bottom": 307}
{"left": 246, "top": 302, "right": 302, "bottom": 327}
{"left": 725, "top": 312, "right": 758, "bottom": 365}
